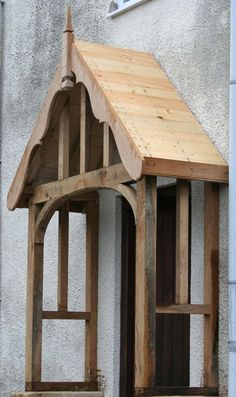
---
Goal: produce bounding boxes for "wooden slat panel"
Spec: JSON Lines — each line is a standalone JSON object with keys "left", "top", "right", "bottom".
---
{"left": 25, "top": 203, "right": 43, "bottom": 383}
{"left": 135, "top": 176, "right": 157, "bottom": 388}
{"left": 80, "top": 84, "right": 87, "bottom": 174}
{"left": 156, "top": 304, "right": 211, "bottom": 315}
{"left": 204, "top": 182, "right": 219, "bottom": 387}
{"left": 85, "top": 199, "right": 99, "bottom": 382}
{"left": 42, "top": 311, "right": 90, "bottom": 320}
{"left": 76, "top": 40, "right": 227, "bottom": 170}
{"left": 58, "top": 203, "right": 69, "bottom": 311}
{"left": 26, "top": 381, "right": 98, "bottom": 392}
{"left": 135, "top": 386, "right": 219, "bottom": 395}
{"left": 176, "top": 180, "right": 190, "bottom": 304}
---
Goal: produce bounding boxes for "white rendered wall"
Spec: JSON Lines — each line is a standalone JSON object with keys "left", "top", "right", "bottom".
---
{"left": 0, "top": 0, "right": 229, "bottom": 396}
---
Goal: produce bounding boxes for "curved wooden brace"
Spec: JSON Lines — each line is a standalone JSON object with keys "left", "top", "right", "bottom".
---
{"left": 35, "top": 197, "right": 66, "bottom": 243}
{"left": 7, "top": 65, "right": 63, "bottom": 211}
{"left": 35, "top": 184, "right": 137, "bottom": 243}
{"left": 107, "top": 183, "right": 137, "bottom": 222}
{"left": 71, "top": 44, "right": 144, "bottom": 181}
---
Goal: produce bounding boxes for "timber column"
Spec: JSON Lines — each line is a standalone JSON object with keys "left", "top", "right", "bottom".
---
{"left": 135, "top": 176, "right": 157, "bottom": 392}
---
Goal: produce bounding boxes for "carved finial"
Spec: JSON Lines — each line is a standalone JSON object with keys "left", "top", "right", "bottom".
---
{"left": 64, "top": 6, "right": 73, "bottom": 33}
{"left": 61, "top": 6, "right": 75, "bottom": 91}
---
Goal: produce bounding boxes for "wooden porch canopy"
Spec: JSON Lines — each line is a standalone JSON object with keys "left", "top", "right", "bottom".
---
{"left": 8, "top": 9, "right": 225, "bottom": 397}
{"left": 7, "top": 12, "right": 227, "bottom": 211}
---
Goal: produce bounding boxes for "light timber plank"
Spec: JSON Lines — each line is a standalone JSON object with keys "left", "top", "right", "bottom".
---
{"left": 85, "top": 199, "right": 99, "bottom": 382}
{"left": 135, "top": 176, "right": 157, "bottom": 388}
{"left": 156, "top": 304, "right": 211, "bottom": 315}
{"left": 80, "top": 85, "right": 87, "bottom": 174}
{"left": 58, "top": 203, "right": 69, "bottom": 311}
{"left": 32, "top": 164, "right": 131, "bottom": 204}
{"left": 176, "top": 180, "right": 190, "bottom": 304}
{"left": 25, "top": 203, "right": 43, "bottom": 383}
{"left": 204, "top": 183, "right": 219, "bottom": 387}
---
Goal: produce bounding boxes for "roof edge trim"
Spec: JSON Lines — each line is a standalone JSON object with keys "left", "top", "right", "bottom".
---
{"left": 7, "top": 65, "right": 63, "bottom": 211}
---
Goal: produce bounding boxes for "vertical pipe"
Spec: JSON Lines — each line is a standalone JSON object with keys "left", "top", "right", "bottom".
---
{"left": 229, "top": 0, "right": 236, "bottom": 395}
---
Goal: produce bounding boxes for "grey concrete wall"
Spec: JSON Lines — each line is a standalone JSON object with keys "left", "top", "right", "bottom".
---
{"left": 0, "top": 0, "right": 229, "bottom": 396}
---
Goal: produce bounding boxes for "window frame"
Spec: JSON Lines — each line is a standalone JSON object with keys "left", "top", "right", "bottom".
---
{"left": 107, "top": 0, "right": 151, "bottom": 18}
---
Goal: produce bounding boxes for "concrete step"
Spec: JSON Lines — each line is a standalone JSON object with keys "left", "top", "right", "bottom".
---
{"left": 11, "top": 393, "right": 103, "bottom": 397}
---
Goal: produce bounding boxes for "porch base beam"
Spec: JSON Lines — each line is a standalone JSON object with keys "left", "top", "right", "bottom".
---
{"left": 135, "top": 386, "right": 219, "bottom": 396}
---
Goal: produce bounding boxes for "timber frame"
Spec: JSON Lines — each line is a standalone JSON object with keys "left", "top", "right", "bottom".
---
{"left": 8, "top": 8, "right": 227, "bottom": 397}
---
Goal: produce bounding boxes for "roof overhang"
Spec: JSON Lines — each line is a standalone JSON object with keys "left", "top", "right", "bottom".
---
{"left": 7, "top": 39, "right": 228, "bottom": 211}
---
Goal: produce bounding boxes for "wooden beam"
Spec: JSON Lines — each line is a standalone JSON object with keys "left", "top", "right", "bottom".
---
{"left": 58, "top": 203, "right": 69, "bottom": 311}
{"left": 156, "top": 304, "right": 211, "bottom": 315}
{"left": 26, "top": 381, "right": 98, "bottom": 392}
{"left": 143, "top": 157, "right": 228, "bottom": 184}
{"left": 58, "top": 106, "right": 70, "bottom": 180}
{"left": 25, "top": 202, "right": 43, "bottom": 383}
{"left": 135, "top": 386, "right": 219, "bottom": 396}
{"left": 135, "top": 176, "right": 157, "bottom": 388}
{"left": 32, "top": 164, "right": 131, "bottom": 204}
{"left": 85, "top": 199, "right": 99, "bottom": 382}
{"left": 204, "top": 182, "right": 219, "bottom": 387}
{"left": 42, "top": 311, "right": 90, "bottom": 320}
{"left": 176, "top": 179, "right": 190, "bottom": 304}
{"left": 80, "top": 84, "right": 87, "bottom": 174}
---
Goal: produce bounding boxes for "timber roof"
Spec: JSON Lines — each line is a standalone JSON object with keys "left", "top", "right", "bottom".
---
{"left": 8, "top": 39, "right": 228, "bottom": 210}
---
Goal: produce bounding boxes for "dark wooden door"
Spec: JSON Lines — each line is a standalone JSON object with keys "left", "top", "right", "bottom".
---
{"left": 120, "top": 187, "right": 190, "bottom": 397}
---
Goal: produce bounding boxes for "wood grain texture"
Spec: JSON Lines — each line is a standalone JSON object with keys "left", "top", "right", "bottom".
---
{"left": 58, "top": 106, "right": 70, "bottom": 180}
{"left": 135, "top": 176, "right": 157, "bottom": 388}
{"left": 74, "top": 40, "right": 227, "bottom": 177}
{"left": 80, "top": 85, "right": 87, "bottom": 174}
{"left": 58, "top": 204, "right": 69, "bottom": 311}
{"left": 135, "top": 386, "right": 219, "bottom": 395}
{"left": 25, "top": 203, "right": 43, "bottom": 383}
{"left": 42, "top": 311, "right": 90, "bottom": 320}
{"left": 8, "top": 40, "right": 228, "bottom": 211}
{"left": 156, "top": 304, "right": 211, "bottom": 315}
{"left": 26, "top": 382, "right": 98, "bottom": 392}
{"left": 31, "top": 164, "right": 131, "bottom": 204}
{"left": 176, "top": 180, "right": 190, "bottom": 304}
{"left": 85, "top": 199, "right": 99, "bottom": 382}
{"left": 204, "top": 183, "right": 219, "bottom": 387}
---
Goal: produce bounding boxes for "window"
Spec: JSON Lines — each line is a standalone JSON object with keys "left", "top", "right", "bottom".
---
{"left": 107, "top": 0, "right": 151, "bottom": 18}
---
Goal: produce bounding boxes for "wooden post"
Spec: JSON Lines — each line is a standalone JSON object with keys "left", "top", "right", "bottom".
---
{"left": 103, "top": 123, "right": 110, "bottom": 167}
{"left": 135, "top": 176, "right": 157, "bottom": 390}
{"left": 58, "top": 106, "right": 70, "bottom": 180}
{"left": 80, "top": 85, "right": 87, "bottom": 174}
{"left": 58, "top": 106, "right": 70, "bottom": 311}
{"left": 204, "top": 182, "right": 219, "bottom": 387}
{"left": 176, "top": 180, "right": 190, "bottom": 304}
{"left": 85, "top": 198, "right": 99, "bottom": 382}
{"left": 25, "top": 202, "right": 44, "bottom": 387}
{"left": 58, "top": 204, "right": 69, "bottom": 311}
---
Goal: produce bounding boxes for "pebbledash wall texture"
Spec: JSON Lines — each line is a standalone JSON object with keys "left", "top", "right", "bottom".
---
{"left": 0, "top": 0, "right": 230, "bottom": 396}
